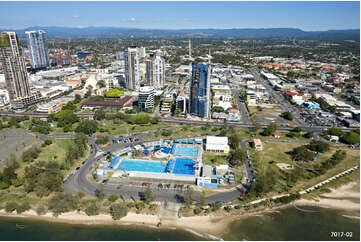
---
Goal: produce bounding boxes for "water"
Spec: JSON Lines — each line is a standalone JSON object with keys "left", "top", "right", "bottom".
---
{"left": 223, "top": 206, "right": 360, "bottom": 241}
{"left": 1, "top": 206, "right": 359, "bottom": 241}
{"left": 0, "top": 217, "right": 203, "bottom": 241}
{"left": 117, "top": 159, "right": 167, "bottom": 173}
{"left": 174, "top": 146, "right": 199, "bottom": 157}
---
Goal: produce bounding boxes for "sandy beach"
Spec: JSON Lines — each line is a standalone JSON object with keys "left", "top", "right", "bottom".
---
{"left": 295, "top": 182, "right": 360, "bottom": 213}
{"left": 0, "top": 181, "right": 359, "bottom": 239}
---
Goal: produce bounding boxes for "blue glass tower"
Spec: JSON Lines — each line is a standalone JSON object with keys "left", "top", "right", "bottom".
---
{"left": 189, "top": 64, "right": 210, "bottom": 119}
{"left": 25, "top": 30, "right": 49, "bottom": 69}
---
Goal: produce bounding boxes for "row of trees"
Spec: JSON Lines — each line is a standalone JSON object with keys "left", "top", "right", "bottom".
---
{"left": 228, "top": 133, "right": 246, "bottom": 167}
{"left": 325, "top": 128, "right": 360, "bottom": 145}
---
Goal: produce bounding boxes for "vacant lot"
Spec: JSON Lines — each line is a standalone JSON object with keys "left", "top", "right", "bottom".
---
{"left": 202, "top": 152, "right": 228, "bottom": 166}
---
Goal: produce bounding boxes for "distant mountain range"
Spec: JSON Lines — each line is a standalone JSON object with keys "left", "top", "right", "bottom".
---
{"left": 0, "top": 26, "right": 359, "bottom": 41}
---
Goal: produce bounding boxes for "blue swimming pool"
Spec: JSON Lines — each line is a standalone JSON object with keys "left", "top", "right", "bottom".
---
{"left": 174, "top": 146, "right": 199, "bottom": 157}
{"left": 116, "top": 160, "right": 167, "bottom": 173}
{"left": 173, "top": 158, "right": 195, "bottom": 175}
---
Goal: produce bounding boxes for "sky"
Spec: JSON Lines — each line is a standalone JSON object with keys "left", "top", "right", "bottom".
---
{"left": 0, "top": 1, "right": 359, "bottom": 31}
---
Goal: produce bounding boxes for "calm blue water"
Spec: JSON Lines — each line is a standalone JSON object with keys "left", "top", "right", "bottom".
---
{"left": 175, "top": 146, "right": 199, "bottom": 157}
{"left": 116, "top": 160, "right": 167, "bottom": 173}
{"left": 0, "top": 217, "right": 203, "bottom": 241}
{"left": 173, "top": 158, "right": 195, "bottom": 175}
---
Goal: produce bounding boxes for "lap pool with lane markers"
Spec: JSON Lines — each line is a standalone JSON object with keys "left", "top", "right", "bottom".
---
{"left": 174, "top": 146, "right": 199, "bottom": 157}
{"left": 117, "top": 160, "right": 168, "bottom": 173}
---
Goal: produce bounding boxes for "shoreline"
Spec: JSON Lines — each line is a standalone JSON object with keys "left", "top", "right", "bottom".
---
{"left": 0, "top": 182, "right": 359, "bottom": 239}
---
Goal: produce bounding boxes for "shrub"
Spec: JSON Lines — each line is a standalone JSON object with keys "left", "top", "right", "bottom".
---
{"left": 108, "top": 194, "right": 119, "bottom": 203}
{"left": 85, "top": 203, "right": 100, "bottom": 216}
{"left": 36, "top": 205, "right": 47, "bottom": 215}
{"left": 16, "top": 202, "right": 31, "bottom": 214}
{"left": 193, "top": 208, "right": 202, "bottom": 215}
{"left": 5, "top": 201, "right": 18, "bottom": 213}
{"left": 110, "top": 203, "right": 128, "bottom": 220}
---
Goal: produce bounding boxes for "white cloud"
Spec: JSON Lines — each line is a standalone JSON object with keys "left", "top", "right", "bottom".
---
{"left": 127, "top": 17, "right": 136, "bottom": 23}
{"left": 72, "top": 15, "right": 80, "bottom": 19}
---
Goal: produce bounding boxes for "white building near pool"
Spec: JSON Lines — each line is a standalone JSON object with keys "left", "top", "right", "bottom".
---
{"left": 205, "top": 136, "right": 230, "bottom": 153}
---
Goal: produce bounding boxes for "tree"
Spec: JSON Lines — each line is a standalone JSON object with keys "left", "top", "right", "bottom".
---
{"left": 229, "top": 133, "right": 241, "bottom": 150}
{"left": 144, "top": 186, "right": 154, "bottom": 204}
{"left": 54, "top": 109, "right": 79, "bottom": 127}
{"left": 161, "top": 129, "right": 172, "bottom": 137}
{"left": 303, "top": 132, "right": 313, "bottom": 139}
{"left": 110, "top": 203, "right": 128, "bottom": 220}
{"left": 95, "top": 184, "right": 105, "bottom": 200}
{"left": 307, "top": 140, "right": 330, "bottom": 153}
{"left": 85, "top": 203, "right": 100, "bottom": 216}
{"left": 184, "top": 187, "right": 194, "bottom": 207}
{"left": 281, "top": 112, "right": 293, "bottom": 121}
{"left": 262, "top": 123, "right": 277, "bottom": 136}
{"left": 211, "top": 106, "right": 225, "bottom": 113}
{"left": 16, "top": 202, "right": 31, "bottom": 214}
{"left": 229, "top": 148, "right": 246, "bottom": 167}
{"left": 341, "top": 131, "right": 360, "bottom": 145}
{"left": 151, "top": 116, "right": 159, "bottom": 124}
{"left": 48, "top": 193, "right": 80, "bottom": 216}
{"left": 5, "top": 201, "right": 18, "bottom": 213}
{"left": 108, "top": 194, "right": 119, "bottom": 203}
{"left": 94, "top": 109, "right": 106, "bottom": 121}
{"left": 97, "top": 80, "right": 106, "bottom": 88}
{"left": 74, "top": 94, "right": 82, "bottom": 104}
{"left": 199, "top": 190, "right": 206, "bottom": 207}
{"left": 128, "top": 113, "right": 150, "bottom": 125}
{"left": 292, "top": 146, "right": 314, "bottom": 162}
{"left": 327, "top": 128, "right": 344, "bottom": 137}
{"left": 75, "top": 120, "right": 98, "bottom": 135}
{"left": 291, "top": 127, "right": 303, "bottom": 133}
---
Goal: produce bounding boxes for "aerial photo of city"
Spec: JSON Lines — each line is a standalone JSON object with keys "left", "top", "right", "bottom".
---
{"left": 0, "top": 0, "right": 359, "bottom": 241}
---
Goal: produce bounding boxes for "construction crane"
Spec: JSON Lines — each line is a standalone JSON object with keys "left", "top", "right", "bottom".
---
{"left": 57, "top": 40, "right": 63, "bottom": 66}
{"left": 66, "top": 39, "right": 72, "bottom": 66}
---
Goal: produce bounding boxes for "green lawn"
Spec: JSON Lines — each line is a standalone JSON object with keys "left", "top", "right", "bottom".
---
{"left": 202, "top": 152, "right": 228, "bottom": 166}
{"left": 97, "top": 120, "right": 172, "bottom": 136}
{"left": 36, "top": 139, "right": 74, "bottom": 165}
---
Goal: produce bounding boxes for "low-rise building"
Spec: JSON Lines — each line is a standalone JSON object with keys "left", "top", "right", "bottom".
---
{"left": 253, "top": 139, "right": 263, "bottom": 151}
{"left": 205, "top": 136, "right": 230, "bottom": 153}
{"left": 82, "top": 96, "right": 133, "bottom": 110}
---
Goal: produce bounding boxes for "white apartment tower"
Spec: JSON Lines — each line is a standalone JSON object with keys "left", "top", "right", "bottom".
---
{"left": 146, "top": 53, "right": 165, "bottom": 89}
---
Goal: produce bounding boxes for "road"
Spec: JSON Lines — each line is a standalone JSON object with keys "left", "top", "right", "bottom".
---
{"left": 0, "top": 112, "right": 356, "bottom": 133}
{"left": 249, "top": 67, "right": 305, "bottom": 126}
{"left": 231, "top": 88, "right": 252, "bottom": 125}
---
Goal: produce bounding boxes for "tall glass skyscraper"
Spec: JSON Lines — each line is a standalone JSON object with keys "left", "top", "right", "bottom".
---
{"left": 0, "top": 32, "right": 41, "bottom": 109}
{"left": 25, "top": 30, "right": 49, "bottom": 69}
{"left": 124, "top": 46, "right": 140, "bottom": 90}
{"left": 189, "top": 64, "right": 211, "bottom": 119}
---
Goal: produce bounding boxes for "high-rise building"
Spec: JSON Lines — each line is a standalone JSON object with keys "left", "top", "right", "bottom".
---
{"left": 138, "top": 86, "right": 154, "bottom": 112}
{"left": 188, "top": 64, "right": 211, "bottom": 119}
{"left": 124, "top": 47, "right": 140, "bottom": 90}
{"left": 25, "top": 30, "right": 49, "bottom": 69}
{"left": 0, "top": 32, "right": 41, "bottom": 109}
{"left": 146, "top": 53, "right": 165, "bottom": 89}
